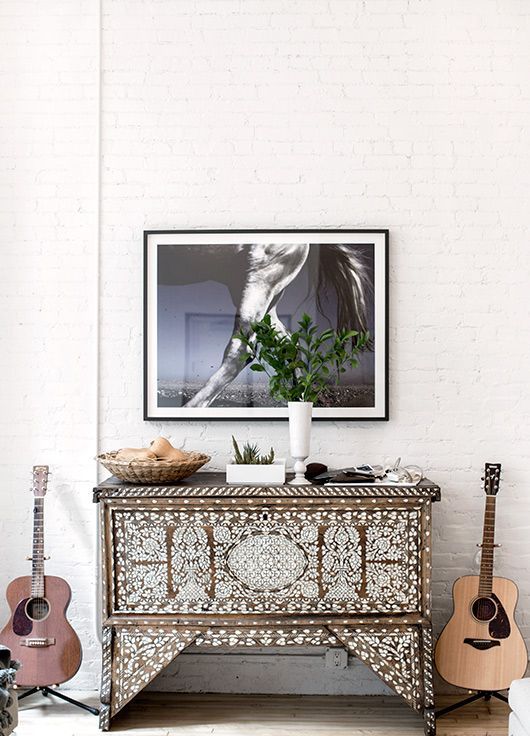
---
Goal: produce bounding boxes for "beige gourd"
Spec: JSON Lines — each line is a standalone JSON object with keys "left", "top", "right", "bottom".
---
{"left": 150, "top": 436, "right": 189, "bottom": 462}
{"left": 115, "top": 436, "right": 189, "bottom": 463}
{"left": 115, "top": 447, "right": 157, "bottom": 462}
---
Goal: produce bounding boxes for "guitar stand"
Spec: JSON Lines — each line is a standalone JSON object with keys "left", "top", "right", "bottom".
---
{"left": 436, "top": 690, "right": 509, "bottom": 718}
{"left": 17, "top": 686, "right": 100, "bottom": 715}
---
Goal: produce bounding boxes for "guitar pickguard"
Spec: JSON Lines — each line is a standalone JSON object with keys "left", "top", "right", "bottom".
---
{"left": 12, "top": 598, "right": 32, "bottom": 636}
{"left": 489, "top": 594, "right": 510, "bottom": 639}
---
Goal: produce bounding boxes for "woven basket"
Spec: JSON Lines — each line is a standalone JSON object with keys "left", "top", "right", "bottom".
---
{"left": 97, "top": 451, "right": 210, "bottom": 484}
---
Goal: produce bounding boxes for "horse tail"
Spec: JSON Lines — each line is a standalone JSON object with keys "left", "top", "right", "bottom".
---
{"left": 316, "top": 243, "right": 371, "bottom": 335}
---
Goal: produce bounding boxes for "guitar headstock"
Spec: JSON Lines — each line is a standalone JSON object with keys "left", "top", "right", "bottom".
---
{"left": 32, "top": 465, "right": 49, "bottom": 497}
{"left": 482, "top": 462, "right": 502, "bottom": 496}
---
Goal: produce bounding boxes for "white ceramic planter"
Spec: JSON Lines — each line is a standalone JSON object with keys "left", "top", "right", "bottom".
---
{"left": 288, "top": 401, "right": 313, "bottom": 485}
{"left": 226, "top": 459, "right": 286, "bottom": 485}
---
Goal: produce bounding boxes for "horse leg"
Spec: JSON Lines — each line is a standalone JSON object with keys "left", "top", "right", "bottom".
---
{"left": 184, "top": 283, "right": 280, "bottom": 408}
{"left": 185, "top": 244, "right": 309, "bottom": 408}
{"left": 268, "top": 304, "right": 289, "bottom": 337}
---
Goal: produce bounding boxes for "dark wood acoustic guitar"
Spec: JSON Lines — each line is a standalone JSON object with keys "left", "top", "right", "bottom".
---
{"left": 435, "top": 462, "right": 527, "bottom": 691}
{"left": 0, "top": 465, "right": 82, "bottom": 687}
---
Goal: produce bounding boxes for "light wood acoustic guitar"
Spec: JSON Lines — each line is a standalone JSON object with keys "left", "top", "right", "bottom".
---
{"left": 435, "top": 462, "right": 527, "bottom": 691}
{"left": 0, "top": 466, "right": 82, "bottom": 687}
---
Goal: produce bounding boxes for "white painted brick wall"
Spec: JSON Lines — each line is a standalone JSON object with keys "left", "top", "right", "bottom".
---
{"left": 0, "top": 0, "right": 99, "bottom": 686}
{"left": 0, "top": 0, "right": 100, "bottom": 688}
{"left": 2, "top": 0, "right": 530, "bottom": 694}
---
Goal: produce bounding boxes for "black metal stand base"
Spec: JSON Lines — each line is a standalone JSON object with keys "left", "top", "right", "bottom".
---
{"left": 436, "top": 690, "right": 508, "bottom": 718}
{"left": 17, "top": 686, "right": 100, "bottom": 715}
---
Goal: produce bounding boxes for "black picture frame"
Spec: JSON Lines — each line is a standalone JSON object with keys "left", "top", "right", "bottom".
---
{"left": 144, "top": 229, "right": 389, "bottom": 421}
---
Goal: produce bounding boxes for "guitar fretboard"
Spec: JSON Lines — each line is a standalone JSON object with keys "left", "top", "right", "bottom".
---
{"left": 478, "top": 495, "right": 496, "bottom": 596}
{"left": 31, "top": 497, "right": 45, "bottom": 598}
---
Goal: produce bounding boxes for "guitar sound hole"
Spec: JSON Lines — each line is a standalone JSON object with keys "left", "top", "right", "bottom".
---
{"left": 472, "top": 596, "right": 497, "bottom": 622}
{"left": 25, "top": 598, "right": 50, "bottom": 621}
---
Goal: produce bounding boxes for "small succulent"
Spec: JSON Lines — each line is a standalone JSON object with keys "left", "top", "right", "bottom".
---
{"left": 232, "top": 436, "right": 275, "bottom": 465}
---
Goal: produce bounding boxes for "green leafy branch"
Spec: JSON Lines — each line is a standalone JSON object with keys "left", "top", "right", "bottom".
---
{"left": 235, "top": 313, "right": 369, "bottom": 404}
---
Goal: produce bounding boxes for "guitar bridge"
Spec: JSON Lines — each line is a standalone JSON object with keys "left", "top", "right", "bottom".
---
{"left": 20, "top": 637, "right": 56, "bottom": 648}
{"left": 463, "top": 637, "right": 500, "bottom": 651}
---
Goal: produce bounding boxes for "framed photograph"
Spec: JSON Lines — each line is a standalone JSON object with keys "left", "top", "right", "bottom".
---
{"left": 144, "top": 230, "right": 388, "bottom": 420}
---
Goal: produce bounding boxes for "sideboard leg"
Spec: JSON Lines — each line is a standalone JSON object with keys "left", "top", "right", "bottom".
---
{"left": 423, "top": 707, "right": 436, "bottom": 735}
{"left": 106, "top": 625, "right": 200, "bottom": 723}
{"left": 421, "top": 625, "right": 436, "bottom": 735}
{"left": 99, "top": 704, "right": 111, "bottom": 731}
{"left": 99, "top": 626, "right": 113, "bottom": 731}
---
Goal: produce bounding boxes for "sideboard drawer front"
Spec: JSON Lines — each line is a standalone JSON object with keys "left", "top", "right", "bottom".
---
{"left": 110, "top": 506, "right": 421, "bottom": 615}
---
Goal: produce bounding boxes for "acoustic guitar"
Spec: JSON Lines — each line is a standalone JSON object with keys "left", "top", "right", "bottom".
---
{"left": 435, "top": 462, "right": 527, "bottom": 691}
{"left": 0, "top": 466, "right": 82, "bottom": 687}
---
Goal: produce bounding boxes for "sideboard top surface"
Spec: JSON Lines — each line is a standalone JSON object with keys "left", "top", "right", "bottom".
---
{"left": 93, "top": 472, "right": 441, "bottom": 502}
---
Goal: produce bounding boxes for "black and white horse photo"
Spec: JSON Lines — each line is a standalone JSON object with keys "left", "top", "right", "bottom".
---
{"left": 145, "top": 231, "right": 387, "bottom": 419}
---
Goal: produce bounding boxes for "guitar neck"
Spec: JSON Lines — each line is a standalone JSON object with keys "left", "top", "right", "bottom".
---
{"left": 31, "top": 496, "right": 45, "bottom": 598}
{"left": 478, "top": 494, "right": 496, "bottom": 596}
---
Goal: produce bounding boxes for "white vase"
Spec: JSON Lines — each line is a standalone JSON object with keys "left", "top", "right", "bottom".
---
{"left": 288, "top": 401, "right": 313, "bottom": 485}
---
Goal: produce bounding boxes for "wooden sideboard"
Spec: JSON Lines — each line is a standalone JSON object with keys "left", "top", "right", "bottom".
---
{"left": 94, "top": 473, "right": 441, "bottom": 734}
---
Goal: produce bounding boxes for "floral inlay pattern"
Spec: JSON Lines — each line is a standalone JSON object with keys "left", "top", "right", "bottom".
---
{"left": 321, "top": 525, "right": 361, "bottom": 598}
{"left": 227, "top": 534, "right": 307, "bottom": 591}
{"left": 195, "top": 627, "right": 339, "bottom": 648}
{"left": 331, "top": 625, "right": 424, "bottom": 709}
{"left": 111, "top": 627, "right": 199, "bottom": 715}
{"left": 171, "top": 527, "right": 211, "bottom": 601}
{"left": 112, "top": 506, "right": 420, "bottom": 615}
